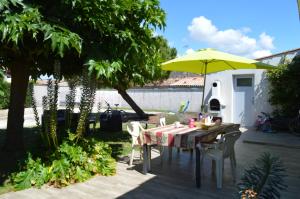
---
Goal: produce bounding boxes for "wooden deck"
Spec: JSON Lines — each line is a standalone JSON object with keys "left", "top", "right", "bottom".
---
{"left": 1, "top": 129, "right": 300, "bottom": 199}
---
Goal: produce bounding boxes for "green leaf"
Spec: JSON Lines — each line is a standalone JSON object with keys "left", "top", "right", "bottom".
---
{"left": 237, "top": 152, "right": 287, "bottom": 199}
{"left": 50, "top": 158, "right": 71, "bottom": 186}
{"left": 12, "top": 155, "right": 48, "bottom": 190}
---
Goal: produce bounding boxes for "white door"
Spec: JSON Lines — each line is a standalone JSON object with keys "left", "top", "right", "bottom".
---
{"left": 233, "top": 75, "right": 255, "bottom": 126}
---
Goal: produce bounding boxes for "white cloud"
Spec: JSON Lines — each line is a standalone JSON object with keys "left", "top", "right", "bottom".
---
{"left": 185, "top": 48, "right": 196, "bottom": 54}
{"left": 259, "top": 32, "right": 274, "bottom": 50}
{"left": 252, "top": 50, "right": 272, "bottom": 58}
{"left": 187, "top": 16, "right": 275, "bottom": 58}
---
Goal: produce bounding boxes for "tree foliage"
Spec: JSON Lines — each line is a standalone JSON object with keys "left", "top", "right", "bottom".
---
{"left": 298, "top": 0, "right": 300, "bottom": 20}
{"left": 32, "top": 0, "right": 173, "bottom": 117}
{"left": 89, "top": 35, "right": 177, "bottom": 90}
{"left": 0, "top": 0, "right": 82, "bottom": 74}
{"left": 24, "top": 0, "right": 167, "bottom": 79}
{"left": 83, "top": 1, "right": 170, "bottom": 89}
{"left": 0, "top": 0, "right": 169, "bottom": 150}
{"left": 1, "top": 0, "right": 170, "bottom": 93}
{"left": 267, "top": 55, "right": 300, "bottom": 117}
{"left": 1, "top": 0, "right": 84, "bottom": 151}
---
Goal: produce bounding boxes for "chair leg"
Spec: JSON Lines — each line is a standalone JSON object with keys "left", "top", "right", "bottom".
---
{"left": 190, "top": 149, "right": 193, "bottom": 158}
{"left": 232, "top": 152, "right": 237, "bottom": 168}
{"left": 211, "top": 160, "right": 216, "bottom": 177}
{"left": 139, "top": 147, "right": 143, "bottom": 160}
{"left": 129, "top": 148, "right": 135, "bottom": 166}
{"left": 168, "top": 147, "right": 172, "bottom": 162}
{"left": 159, "top": 146, "right": 164, "bottom": 166}
{"left": 200, "top": 153, "right": 206, "bottom": 177}
{"left": 222, "top": 158, "right": 225, "bottom": 173}
{"left": 215, "top": 159, "right": 223, "bottom": 189}
{"left": 147, "top": 145, "right": 151, "bottom": 171}
{"left": 230, "top": 156, "right": 236, "bottom": 182}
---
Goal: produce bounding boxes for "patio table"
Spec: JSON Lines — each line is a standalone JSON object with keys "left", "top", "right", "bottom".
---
{"left": 140, "top": 123, "right": 236, "bottom": 188}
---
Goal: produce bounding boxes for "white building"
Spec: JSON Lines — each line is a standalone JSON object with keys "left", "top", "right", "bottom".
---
{"left": 203, "top": 48, "right": 300, "bottom": 126}
{"left": 204, "top": 69, "right": 270, "bottom": 126}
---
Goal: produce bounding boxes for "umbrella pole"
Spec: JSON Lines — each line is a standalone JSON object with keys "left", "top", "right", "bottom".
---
{"left": 201, "top": 62, "right": 207, "bottom": 112}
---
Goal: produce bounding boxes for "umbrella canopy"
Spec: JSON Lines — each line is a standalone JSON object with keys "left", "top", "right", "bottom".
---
{"left": 162, "top": 48, "right": 274, "bottom": 111}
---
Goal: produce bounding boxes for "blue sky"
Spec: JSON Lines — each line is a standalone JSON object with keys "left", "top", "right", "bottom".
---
{"left": 158, "top": 0, "right": 300, "bottom": 58}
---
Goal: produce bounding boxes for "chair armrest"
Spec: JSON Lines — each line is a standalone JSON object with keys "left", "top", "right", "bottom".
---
{"left": 138, "top": 123, "right": 146, "bottom": 131}
{"left": 201, "top": 142, "right": 218, "bottom": 150}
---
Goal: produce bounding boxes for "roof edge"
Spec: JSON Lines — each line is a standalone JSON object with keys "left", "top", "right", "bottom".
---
{"left": 256, "top": 48, "right": 300, "bottom": 61}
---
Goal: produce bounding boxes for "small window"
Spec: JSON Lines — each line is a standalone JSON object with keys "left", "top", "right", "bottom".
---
{"left": 236, "top": 78, "right": 252, "bottom": 87}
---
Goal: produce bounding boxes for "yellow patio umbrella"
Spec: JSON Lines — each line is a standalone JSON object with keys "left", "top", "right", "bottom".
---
{"left": 162, "top": 48, "right": 274, "bottom": 111}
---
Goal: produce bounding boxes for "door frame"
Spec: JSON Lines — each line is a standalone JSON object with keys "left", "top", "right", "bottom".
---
{"left": 231, "top": 74, "right": 255, "bottom": 126}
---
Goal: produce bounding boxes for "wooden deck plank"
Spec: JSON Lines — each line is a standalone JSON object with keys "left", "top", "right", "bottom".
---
{"left": 1, "top": 129, "right": 300, "bottom": 199}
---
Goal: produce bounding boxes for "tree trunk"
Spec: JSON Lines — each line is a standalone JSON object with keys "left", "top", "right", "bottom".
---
{"left": 3, "top": 63, "right": 29, "bottom": 152}
{"left": 116, "top": 88, "right": 147, "bottom": 119}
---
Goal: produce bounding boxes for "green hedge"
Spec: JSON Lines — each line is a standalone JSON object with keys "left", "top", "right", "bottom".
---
{"left": 0, "top": 81, "right": 33, "bottom": 109}
{"left": 267, "top": 55, "right": 300, "bottom": 117}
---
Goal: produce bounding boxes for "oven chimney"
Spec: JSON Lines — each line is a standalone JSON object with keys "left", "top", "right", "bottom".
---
{"left": 208, "top": 80, "right": 224, "bottom": 117}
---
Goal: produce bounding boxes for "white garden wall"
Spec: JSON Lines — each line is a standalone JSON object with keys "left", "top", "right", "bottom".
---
{"left": 33, "top": 69, "right": 273, "bottom": 126}
{"left": 33, "top": 86, "right": 203, "bottom": 113}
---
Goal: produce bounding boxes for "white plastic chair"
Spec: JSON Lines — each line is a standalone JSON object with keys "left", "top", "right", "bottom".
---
{"left": 200, "top": 130, "right": 241, "bottom": 189}
{"left": 127, "top": 122, "right": 143, "bottom": 166}
{"left": 127, "top": 121, "right": 153, "bottom": 166}
{"left": 159, "top": 117, "right": 166, "bottom": 126}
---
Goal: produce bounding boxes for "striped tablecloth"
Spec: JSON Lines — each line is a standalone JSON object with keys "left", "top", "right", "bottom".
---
{"left": 141, "top": 123, "right": 236, "bottom": 149}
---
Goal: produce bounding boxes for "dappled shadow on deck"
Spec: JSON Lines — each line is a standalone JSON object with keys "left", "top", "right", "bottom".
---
{"left": 118, "top": 149, "right": 238, "bottom": 199}
{"left": 1, "top": 129, "right": 300, "bottom": 199}
{"left": 117, "top": 130, "right": 300, "bottom": 199}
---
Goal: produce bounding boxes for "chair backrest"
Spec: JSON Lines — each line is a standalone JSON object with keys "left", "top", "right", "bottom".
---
{"left": 218, "top": 131, "right": 241, "bottom": 158}
{"left": 178, "top": 101, "right": 190, "bottom": 113}
{"left": 127, "top": 122, "right": 142, "bottom": 146}
{"left": 131, "top": 121, "right": 146, "bottom": 131}
{"left": 182, "top": 100, "right": 190, "bottom": 113}
{"left": 223, "top": 124, "right": 240, "bottom": 134}
{"left": 160, "top": 117, "right": 166, "bottom": 126}
{"left": 127, "top": 122, "right": 141, "bottom": 137}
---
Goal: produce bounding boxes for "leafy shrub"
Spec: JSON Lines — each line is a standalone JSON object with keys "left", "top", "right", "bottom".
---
{"left": 267, "top": 55, "right": 300, "bottom": 117}
{"left": 11, "top": 135, "right": 116, "bottom": 190}
{"left": 12, "top": 155, "right": 49, "bottom": 190}
{"left": 237, "top": 153, "right": 287, "bottom": 199}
